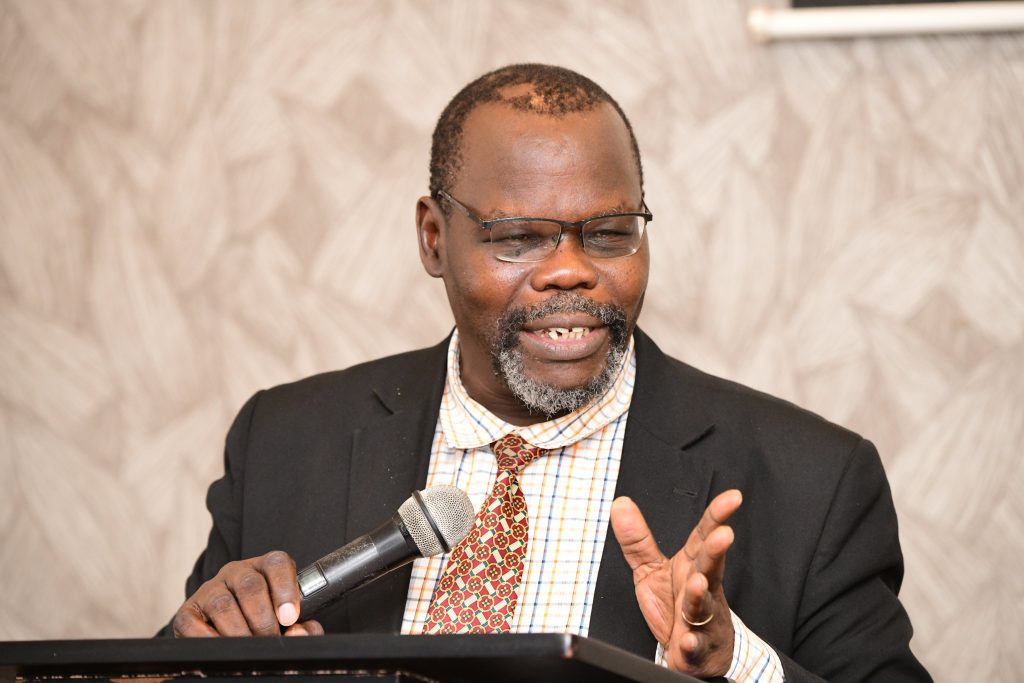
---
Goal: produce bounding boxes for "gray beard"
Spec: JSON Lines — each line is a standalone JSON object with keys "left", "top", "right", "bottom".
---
{"left": 493, "top": 293, "right": 629, "bottom": 418}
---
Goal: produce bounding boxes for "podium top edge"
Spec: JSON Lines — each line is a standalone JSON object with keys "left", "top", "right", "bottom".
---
{"left": 0, "top": 633, "right": 699, "bottom": 683}
{"left": 3, "top": 633, "right": 578, "bottom": 664}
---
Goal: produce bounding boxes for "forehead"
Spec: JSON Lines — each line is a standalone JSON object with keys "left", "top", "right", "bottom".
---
{"left": 451, "top": 102, "right": 640, "bottom": 216}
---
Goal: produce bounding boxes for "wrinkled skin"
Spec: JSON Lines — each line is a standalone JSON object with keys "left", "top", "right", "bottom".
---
{"left": 171, "top": 551, "right": 322, "bottom": 637}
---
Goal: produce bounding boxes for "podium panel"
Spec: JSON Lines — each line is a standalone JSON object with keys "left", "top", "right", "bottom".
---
{"left": 0, "top": 634, "right": 701, "bottom": 683}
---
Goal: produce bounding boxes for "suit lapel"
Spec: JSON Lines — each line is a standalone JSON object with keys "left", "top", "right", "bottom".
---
{"left": 589, "top": 330, "right": 716, "bottom": 657}
{"left": 332, "top": 330, "right": 718, "bottom": 646}
{"left": 340, "top": 338, "right": 449, "bottom": 635}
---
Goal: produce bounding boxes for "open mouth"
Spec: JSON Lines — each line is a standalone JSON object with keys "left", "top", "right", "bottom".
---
{"left": 518, "top": 322, "right": 608, "bottom": 363}
{"left": 531, "top": 327, "right": 592, "bottom": 341}
{"left": 495, "top": 292, "right": 628, "bottom": 366}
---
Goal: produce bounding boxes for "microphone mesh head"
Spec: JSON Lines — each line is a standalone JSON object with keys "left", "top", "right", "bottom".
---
{"left": 398, "top": 485, "right": 475, "bottom": 557}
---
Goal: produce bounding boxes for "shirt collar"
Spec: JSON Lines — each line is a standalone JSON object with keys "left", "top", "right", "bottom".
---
{"left": 439, "top": 328, "right": 636, "bottom": 451}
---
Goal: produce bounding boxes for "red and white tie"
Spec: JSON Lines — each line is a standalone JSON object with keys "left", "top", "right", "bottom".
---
{"left": 423, "top": 433, "right": 547, "bottom": 634}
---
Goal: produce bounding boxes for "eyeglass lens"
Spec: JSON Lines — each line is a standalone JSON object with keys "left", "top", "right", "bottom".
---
{"left": 490, "top": 215, "right": 645, "bottom": 262}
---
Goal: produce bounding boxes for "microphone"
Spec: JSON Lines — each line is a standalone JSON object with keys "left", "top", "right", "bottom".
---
{"left": 297, "top": 485, "right": 475, "bottom": 617}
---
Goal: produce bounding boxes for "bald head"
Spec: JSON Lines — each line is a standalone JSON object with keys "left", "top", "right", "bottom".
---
{"left": 429, "top": 64, "right": 644, "bottom": 205}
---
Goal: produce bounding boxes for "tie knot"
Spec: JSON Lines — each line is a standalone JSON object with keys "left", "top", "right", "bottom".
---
{"left": 492, "top": 433, "right": 546, "bottom": 473}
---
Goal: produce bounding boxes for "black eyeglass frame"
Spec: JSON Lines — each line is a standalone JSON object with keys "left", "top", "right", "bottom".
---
{"left": 436, "top": 190, "right": 653, "bottom": 263}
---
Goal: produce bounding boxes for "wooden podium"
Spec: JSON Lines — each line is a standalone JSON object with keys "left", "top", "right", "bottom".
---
{"left": 0, "top": 633, "right": 703, "bottom": 682}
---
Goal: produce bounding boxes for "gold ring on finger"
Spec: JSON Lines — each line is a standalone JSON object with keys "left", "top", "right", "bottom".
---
{"left": 681, "top": 610, "right": 714, "bottom": 627}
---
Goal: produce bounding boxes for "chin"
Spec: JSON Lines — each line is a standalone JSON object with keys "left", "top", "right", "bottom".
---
{"left": 498, "top": 346, "right": 625, "bottom": 418}
{"left": 523, "top": 363, "right": 603, "bottom": 392}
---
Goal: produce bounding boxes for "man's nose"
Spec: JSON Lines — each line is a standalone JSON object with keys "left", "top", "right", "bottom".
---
{"left": 528, "top": 230, "right": 599, "bottom": 291}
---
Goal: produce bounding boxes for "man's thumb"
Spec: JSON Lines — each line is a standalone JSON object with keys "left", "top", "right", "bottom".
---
{"left": 610, "top": 496, "right": 665, "bottom": 570}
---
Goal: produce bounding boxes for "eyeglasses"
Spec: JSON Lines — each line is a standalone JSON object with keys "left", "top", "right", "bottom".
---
{"left": 437, "top": 190, "right": 652, "bottom": 263}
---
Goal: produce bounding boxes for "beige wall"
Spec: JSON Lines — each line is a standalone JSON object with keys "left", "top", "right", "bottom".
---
{"left": 1, "top": 0, "right": 1021, "bottom": 678}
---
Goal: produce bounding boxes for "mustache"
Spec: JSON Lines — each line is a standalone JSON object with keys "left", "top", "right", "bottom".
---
{"left": 496, "top": 293, "right": 629, "bottom": 352}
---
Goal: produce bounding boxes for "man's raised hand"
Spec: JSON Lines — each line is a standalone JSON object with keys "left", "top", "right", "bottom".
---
{"left": 171, "top": 550, "right": 324, "bottom": 637}
{"left": 610, "top": 490, "right": 743, "bottom": 678}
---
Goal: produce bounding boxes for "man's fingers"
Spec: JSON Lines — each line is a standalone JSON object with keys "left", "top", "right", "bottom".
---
{"left": 708, "top": 488, "right": 742, "bottom": 522}
{"left": 171, "top": 602, "right": 219, "bottom": 638}
{"left": 202, "top": 588, "right": 253, "bottom": 636}
{"left": 611, "top": 496, "right": 667, "bottom": 572}
{"left": 284, "top": 620, "right": 325, "bottom": 636}
{"left": 669, "top": 570, "right": 734, "bottom": 677}
{"left": 172, "top": 551, "right": 301, "bottom": 638}
{"left": 676, "top": 631, "right": 706, "bottom": 669}
{"left": 650, "top": 492, "right": 739, "bottom": 679}
{"left": 697, "top": 525, "right": 734, "bottom": 587}
{"left": 681, "top": 572, "right": 711, "bottom": 626}
{"left": 699, "top": 489, "right": 742, "bottom": 537}
{"left": 226, "top": 570, "right": 280, "bottom": 636}
{"left": 255, "top": 551, "right": 301, "bottom": 627}
{"left": 682, "top": 489, "right": 742, "bottom": 564}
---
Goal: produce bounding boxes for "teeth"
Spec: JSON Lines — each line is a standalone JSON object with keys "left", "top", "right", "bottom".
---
{"left": 538, "top": 327, "right": 591, "bottom": 340}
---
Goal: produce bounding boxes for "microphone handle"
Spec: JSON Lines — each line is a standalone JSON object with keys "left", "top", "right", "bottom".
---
{"left": 297, "top": 513, "right": 420, "bottom": 617}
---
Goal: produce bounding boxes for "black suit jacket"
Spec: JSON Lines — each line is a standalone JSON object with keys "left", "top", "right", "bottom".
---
{"left": 173, "top": 330, "right": 930, "bottom": 682}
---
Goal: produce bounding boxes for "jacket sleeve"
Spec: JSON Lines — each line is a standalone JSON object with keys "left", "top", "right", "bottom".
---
{"left": 155, "top": 391, "right": 262, "bottom": 637}
{"left": 777, "top": 439, "right": 932, "bottom": 682}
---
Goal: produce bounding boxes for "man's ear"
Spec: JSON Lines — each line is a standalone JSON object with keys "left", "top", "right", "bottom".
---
{"left": 416, "top": 196, "right": 445, "bottom": 278}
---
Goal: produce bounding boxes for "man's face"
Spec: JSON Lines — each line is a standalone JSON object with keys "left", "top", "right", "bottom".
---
{"left": 419, "top": 101, "right": 649, "bottom": 424}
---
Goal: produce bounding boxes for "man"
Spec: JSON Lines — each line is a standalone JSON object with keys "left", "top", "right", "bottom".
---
{"left": 167, "top": 65, "right": 930, "bottom": 682}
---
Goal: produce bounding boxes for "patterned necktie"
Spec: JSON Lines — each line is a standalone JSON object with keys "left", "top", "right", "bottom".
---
{"left": 423, "top": 433, "right": 547, "bottom": 634}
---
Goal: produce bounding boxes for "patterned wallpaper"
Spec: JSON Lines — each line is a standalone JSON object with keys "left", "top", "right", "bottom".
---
{"left": 1, "top": 1, "right": 1021, "bottom": 679}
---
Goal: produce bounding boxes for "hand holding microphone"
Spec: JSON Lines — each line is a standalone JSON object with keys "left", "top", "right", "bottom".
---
{"left": 297, "top": 485, "right": 475, "bottom": 616}
{"left": 171, "top": 485, "right": 474, "bottom": 637}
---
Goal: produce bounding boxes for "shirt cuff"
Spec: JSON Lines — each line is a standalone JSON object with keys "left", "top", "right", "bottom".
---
{"left": 723, "top": 610, "right": 786, "bottom": 683}
{"left": 653, "top": 610, "right": 784, "bottom": 681}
